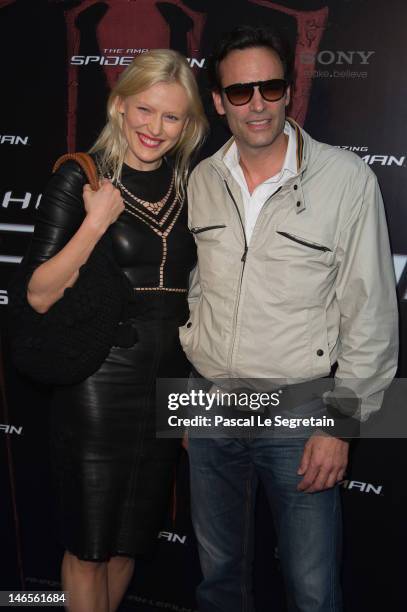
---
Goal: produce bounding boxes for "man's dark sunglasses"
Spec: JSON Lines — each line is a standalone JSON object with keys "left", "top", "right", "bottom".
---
{"left": 222, "top": 79, "right": 287, "bottom": 106}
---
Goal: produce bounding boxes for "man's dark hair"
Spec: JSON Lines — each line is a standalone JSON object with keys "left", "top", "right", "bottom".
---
{"left": 206, "top": 25, "right": 294, "bottom": 91}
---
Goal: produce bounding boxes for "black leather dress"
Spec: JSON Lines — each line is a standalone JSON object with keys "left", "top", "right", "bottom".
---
{"left": 24, "top": 159, "right": 196, "bottom": 561}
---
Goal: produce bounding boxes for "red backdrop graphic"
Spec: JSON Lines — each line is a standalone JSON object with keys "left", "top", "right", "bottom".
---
{"left": 65, "top": 0, "right": 207, "bottom": 150}
{"left": 62, "top": 0, "right": 330, "bottom": 148}
{"left": 249, "top": 1, "right": 329, "bottom": 124}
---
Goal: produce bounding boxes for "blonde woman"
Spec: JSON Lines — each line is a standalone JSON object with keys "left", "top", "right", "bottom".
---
{"left": 24, "top": 49, "right": 208, "bottom": 612}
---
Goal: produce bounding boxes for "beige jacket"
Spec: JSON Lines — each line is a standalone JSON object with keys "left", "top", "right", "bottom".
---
{"left": 180, "top": 121, "right": 399, "bottom": 420}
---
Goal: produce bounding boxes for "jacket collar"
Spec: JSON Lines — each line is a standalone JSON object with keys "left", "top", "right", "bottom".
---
{"left": 286, "top": 118, "right": 305, "bottom": 173}
{"left": 210, "top": 117, "right": 308, "bottom": 178}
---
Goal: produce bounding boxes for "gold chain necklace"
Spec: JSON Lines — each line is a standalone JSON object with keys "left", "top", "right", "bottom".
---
{"left": 113, "top": 171, "right": 175, "bottom": 215}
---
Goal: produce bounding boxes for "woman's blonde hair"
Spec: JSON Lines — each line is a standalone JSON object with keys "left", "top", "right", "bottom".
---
{"left": 90, "top": 49, "right": 208, "bottom": 198}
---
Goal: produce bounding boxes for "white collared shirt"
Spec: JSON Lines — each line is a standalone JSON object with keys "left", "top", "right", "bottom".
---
{"left": 223, "top": 121, "right": 297, "bottom": 243}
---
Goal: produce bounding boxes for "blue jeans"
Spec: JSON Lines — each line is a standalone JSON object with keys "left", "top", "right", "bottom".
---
{"left": 188, "top": 434, "right": 343, "bottom": 612}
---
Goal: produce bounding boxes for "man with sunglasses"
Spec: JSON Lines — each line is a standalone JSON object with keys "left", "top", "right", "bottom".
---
{"left": 180, "top": 24, "right": 398, "bottom": 612}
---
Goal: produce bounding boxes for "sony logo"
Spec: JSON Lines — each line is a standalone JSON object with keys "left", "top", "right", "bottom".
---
{"left": 301, "top": 51, "right": 375, "bottom": 65}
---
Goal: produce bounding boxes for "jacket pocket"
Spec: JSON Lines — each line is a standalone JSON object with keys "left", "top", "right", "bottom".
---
{"left": 276, "top": 231, "right": 332, "bottom": 252}
{"left": 190, "top": 222, "right": 230, "bottom": 289}
{"left": 269, "top": 228, "right": 335, "bottom": 306}
{"left": 179, "top": 306, "right": 198, "bottom": 354}
{"left": 190, "top": 224, "right": 226, "bottom": 234}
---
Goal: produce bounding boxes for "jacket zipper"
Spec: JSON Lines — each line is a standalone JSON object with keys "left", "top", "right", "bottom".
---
{"left": 224, "top": 183, "right": 284, "bottom": 372}
{"left": 276, "top": 231, "right": 332, "bottom": 252}
{"left": 190, "top": 224, "right": 226, "bottom": 234}
{"left": 224, "top": 181, "right": 248, "bottom": 372}
{"left": 252, "top": 186, "right": 282, "bottom": 237}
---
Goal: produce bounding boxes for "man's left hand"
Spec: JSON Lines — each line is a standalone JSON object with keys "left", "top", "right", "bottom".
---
{"left": 297, "top": 434, "right": 349, "bottom": 493}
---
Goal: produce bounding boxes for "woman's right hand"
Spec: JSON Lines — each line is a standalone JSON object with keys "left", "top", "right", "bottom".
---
{"left": 27, "top": 175, "right": 125, "bottom": 314}
{"left": 83, "top": 179, "right": 125, "bottom": 233}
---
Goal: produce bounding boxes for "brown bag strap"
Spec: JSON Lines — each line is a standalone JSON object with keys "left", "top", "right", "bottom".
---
{"left": 52, "top": 152, "right": 99, "bottom": 191}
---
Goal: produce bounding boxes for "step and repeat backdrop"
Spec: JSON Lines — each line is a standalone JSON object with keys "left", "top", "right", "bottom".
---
{"left": 1, "top": 1, "right": 406, "bottom": 610}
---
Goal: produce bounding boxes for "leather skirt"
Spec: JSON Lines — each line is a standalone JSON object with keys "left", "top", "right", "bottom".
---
{"left": 49, "top": 293, "right": 190, "bottom": 561}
